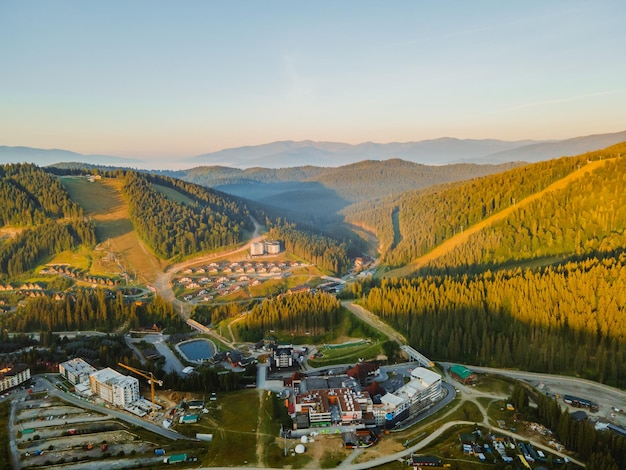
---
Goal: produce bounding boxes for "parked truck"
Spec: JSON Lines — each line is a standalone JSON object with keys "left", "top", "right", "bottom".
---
{"left": 164, "top": 453, "right": 187, "bottom": 464}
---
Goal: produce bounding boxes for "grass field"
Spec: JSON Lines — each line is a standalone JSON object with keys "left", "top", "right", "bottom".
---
{"left": 308, "top": 340, "right": 384, "bottom": 367}
{"left": 152, "top": 183, "right": 196, "bottom": 206}
{"left": 199, "top": 389, "right": 260, "bottom": 466}
{"left": 59, "top": 176, "right": 166, "bottom": 283}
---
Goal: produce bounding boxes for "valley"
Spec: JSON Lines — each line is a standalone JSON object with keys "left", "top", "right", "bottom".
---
{"left": 2, "top": 143, "right": 626, "bottom": 469}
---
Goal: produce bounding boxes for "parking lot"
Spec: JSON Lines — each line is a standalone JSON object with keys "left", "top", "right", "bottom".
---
{"left": 12, "top": 389, "right": 169, "bottom": 468}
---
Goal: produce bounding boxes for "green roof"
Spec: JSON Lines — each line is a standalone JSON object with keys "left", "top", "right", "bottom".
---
{"left": 450, "top": 365, "right": 473, "bottom": 379}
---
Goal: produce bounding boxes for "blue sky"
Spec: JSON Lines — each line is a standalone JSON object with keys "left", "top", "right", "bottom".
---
{"left": 1, "top": 1, "right": 625, "bottom": 159}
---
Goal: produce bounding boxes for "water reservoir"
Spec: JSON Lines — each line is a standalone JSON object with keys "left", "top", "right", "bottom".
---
{"left": 178, "top": 339, "right": 215, "bottom": 362}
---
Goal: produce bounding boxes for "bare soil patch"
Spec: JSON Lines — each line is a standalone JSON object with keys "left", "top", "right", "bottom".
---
{"left": 0, "top": 226, "right": 24, "bottom": 240}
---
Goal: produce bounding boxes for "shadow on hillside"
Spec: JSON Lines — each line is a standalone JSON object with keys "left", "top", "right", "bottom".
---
{"left": 409, "top": 246, "right": 626, "bottom": 278}
{"left": 217, "top": 181, "right": 351, "bottom": 223}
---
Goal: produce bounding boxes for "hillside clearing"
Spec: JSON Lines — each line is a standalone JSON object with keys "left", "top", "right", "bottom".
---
{"left": 59, "top": 176, "right": 166, "bottom": 283}
{"left": 0, "top": 227, "right": 23, "bottom": 241}
{"left": 152, "top": 183, "right": 196, "bottom": 205}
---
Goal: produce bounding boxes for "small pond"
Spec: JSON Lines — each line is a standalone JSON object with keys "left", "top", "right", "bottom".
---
{"left": 178, "top": 339, "right": 215, "bottom": 362}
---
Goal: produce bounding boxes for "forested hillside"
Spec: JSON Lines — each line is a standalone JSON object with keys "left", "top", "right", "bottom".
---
{"left": 238, "top": 291, "right": 341, "bottom": 342}
{"left": 421, "top": 154, "right": 626, "bottom": 273}
{"left": 345, "top": 143, "right": 625, "bottom": 266}
{"left": 164, "top": 159, "right": 520, "bottom": 207}
{"left": 0, "top": 289, "right": 183, "bottom": 333}
{"left": 348, "top": 143, "right": 626, "bottom": 387}
{"left": 0, "top": 163, "right": 84, "bottom": 226}
{"left": 119, "top": 171, "right": 253, "bottom": 259}
{"left": 266, "top": 219, "right": 353, "bottom": 275}
{"left": 0, "top": 164, "right": 96, "bottom": 279}
{"left": 357, "top": 253, "right": 626, "bottom": 387}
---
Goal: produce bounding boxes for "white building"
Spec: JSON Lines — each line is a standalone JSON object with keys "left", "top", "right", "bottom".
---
{"left": 265, "top": 240, "right": 282, "bottom": 254}
{"left": 0, "top": 364, "right": 31, "bottom": 392}
{"left": 374, "top": 367, "right": 442, "bottom": 426}
{"left": 59, "top": 358, "right": 97, "bottom": 385}
{"left": 89, "top": 368, "right": 140, "bottom": 407}
{"left": 250, "top": 242, "right": 265, "bottom": 256}
{"left": 273, "top": 346, "right": 293, "bottom": 368}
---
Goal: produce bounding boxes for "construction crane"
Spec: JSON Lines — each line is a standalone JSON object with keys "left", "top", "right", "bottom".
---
{"left": 118, "top": 362, "right": 163, "bottom": 413}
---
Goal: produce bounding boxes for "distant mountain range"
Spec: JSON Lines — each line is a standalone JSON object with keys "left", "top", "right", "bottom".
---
{"left": 191, "top": 138, "right": 539, "bottom": 168}
{"left": 191, "top": 130, "right": 626, "bottom": 167}
{"left": 2, "top": 130, "right": 625, "bottom": 169}
{"left": 0, "top": 146, "right": 142, "bottom": 167}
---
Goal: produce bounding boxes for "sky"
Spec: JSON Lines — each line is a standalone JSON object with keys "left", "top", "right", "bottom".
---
{"left": 1, "top": 1, "right": 625, "bottom": 161}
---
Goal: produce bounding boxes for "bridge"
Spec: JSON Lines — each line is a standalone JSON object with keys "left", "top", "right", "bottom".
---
{"left": 186, "top": 318, "right": 211, "bottom": 333}
{"left": 400, "top": 345, "right": 434, "bottom": 368}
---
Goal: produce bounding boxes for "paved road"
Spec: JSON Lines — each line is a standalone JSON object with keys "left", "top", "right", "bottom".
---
{"left": 123, "top": 334, "right": 147, "bottom": 365}
{"left": 344, "top": 418, "right": 585, "bottom": 470}
{"left": 455, "top": 364, "right": 626, "bottom": 427}
{"left": 142, "top": 333, "right": 186, "bottom": 375}
{"left": 8, "top": 392, "right": 21, "bottom": 469}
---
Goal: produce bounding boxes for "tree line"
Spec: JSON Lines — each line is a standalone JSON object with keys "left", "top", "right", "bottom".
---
{"left": 418, "top": 155, "right": 626, "bottom": 274}
{"left": 0, "top": 289, "right": 185, "bottom": 333}
{"left": 0, "top": 163, "right": 84, "bottom": 226}
{"left": 238, "top": 291, "right": 341, "bottom": 342}
{"left": 510, "top": 383, "right": 626, "bottom": 469}
{"left": 0, "top": 220, "right": 96, "bottom": 279}
{"left": 0, "top": 163, "right": 96, "bottom": 280}
{"left": 267, "top": 219, "right": 352, "bottom": 275}
{"left": 120, "top": 171, "right": 251, "bottom": 259}
{"left": 357, "top": 253, "right": 626, "bottom": 387}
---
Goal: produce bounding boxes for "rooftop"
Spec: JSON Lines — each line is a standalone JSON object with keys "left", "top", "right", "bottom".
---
{"left": 60, "top": 358, "right": 96, "bottom": 376}
{"left": 409, "top": 367, "right": 442, "bottom": 388}
{"left": 0, "top": 363, "right": 29, "bottom": 379}
{"left": 450, "top": 364, "right": 474, "bottom": 380}
{"left": 90, "top": 367, "right": 137, "bottom": 387}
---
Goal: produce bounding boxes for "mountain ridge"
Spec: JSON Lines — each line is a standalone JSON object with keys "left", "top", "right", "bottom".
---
{"left": 3, "top": 129, "right": 625, "bottom": 169}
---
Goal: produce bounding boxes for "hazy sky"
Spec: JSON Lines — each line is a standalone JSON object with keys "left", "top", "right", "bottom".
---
{"left": 1, "top": 1, "right": 625, "bottom": 158}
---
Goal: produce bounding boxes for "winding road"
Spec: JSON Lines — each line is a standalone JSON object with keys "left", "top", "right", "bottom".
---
{"left": 152, "top": 216, "right": 265, "bottom": 319}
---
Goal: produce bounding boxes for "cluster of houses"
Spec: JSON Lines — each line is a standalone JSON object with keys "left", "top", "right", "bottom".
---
{"left": 178, "top": 260, "right": 303, "bottom": 278}
{"left": 174, "top": 260, "right": 305, "bottom": 302}
{"left": 40, "top": 264, "right": 119, "bottom": 287}
{"left": 0, "top": 282, "right": 44, "bottom": 292}
{"left": 0, "top": 282, "right": 75, "bottom": 302}
{"left": 177, "top": 274, "right": 260, "bottom": 302}
{"left": 211, "top": 350, "right": 258, "bottom": 369}
{"left": 461, "top": 431, "right": 516, "bottom": 464}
